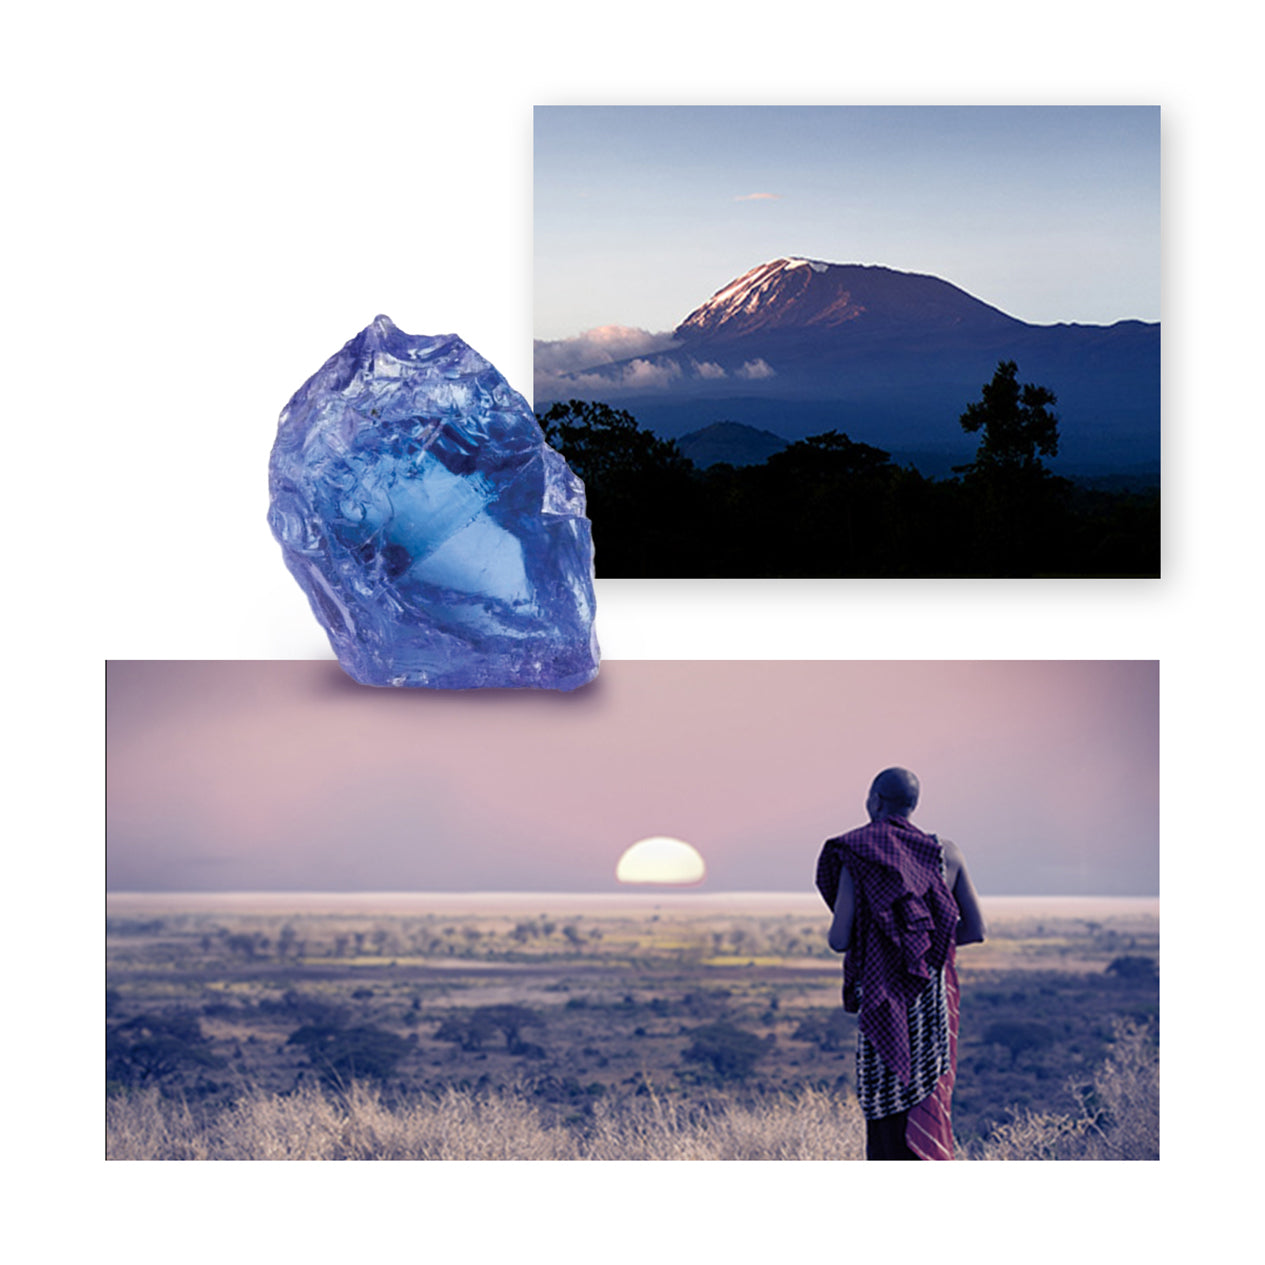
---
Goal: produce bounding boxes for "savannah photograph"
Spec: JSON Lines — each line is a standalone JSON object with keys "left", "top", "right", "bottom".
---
{"left": 107, "top": 659, "right": 1158, "bottom": 1161}
{"left": 534, "top": 107, "right": 1160, "bottom": 577}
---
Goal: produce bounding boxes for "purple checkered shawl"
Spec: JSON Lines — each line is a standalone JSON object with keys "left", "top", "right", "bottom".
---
{"left": 816, "top": 816, "right": 959, "bottom": 1085}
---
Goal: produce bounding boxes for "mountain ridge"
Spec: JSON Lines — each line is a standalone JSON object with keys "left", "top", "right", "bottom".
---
{"left": 536, "top": 257, "right": 1160, "bottom": 474}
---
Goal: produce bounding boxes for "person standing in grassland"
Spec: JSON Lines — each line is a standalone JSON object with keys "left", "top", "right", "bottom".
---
{"left": 816, "top": 767, "right": 986, "bottom": 1160}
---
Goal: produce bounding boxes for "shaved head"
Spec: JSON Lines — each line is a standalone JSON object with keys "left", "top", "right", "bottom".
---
{"left": 868, "top": 767, "right": 920, "bottom": 818}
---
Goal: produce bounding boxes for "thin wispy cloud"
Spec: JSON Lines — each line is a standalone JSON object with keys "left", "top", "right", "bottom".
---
{"left": 734, "top": 192, "right": 781, "bottom": 201}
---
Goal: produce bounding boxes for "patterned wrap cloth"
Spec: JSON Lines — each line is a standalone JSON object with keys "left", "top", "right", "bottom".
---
{"left": 906, "top": 941, "right": 959, "bottom": 1161}
{"left": 816, "top": 816, "right": 962, "bottom": 1159}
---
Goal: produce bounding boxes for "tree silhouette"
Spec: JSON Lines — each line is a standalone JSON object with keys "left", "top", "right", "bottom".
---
{"left": 761, "top": 430, "right": 898, "bottom": 573}
{"left": 538, "top": 400, "right": 693, "bottom": 485}
{"left": 531, "top": 391, "right": 1152, "bottom": 578}
{"left": 954, "top": 361, "right": 1070, "bottom": 574}
{"left": 536, "top": 400, "right": 698, "bottom": 575}
{"left": 959, "top": 360, "right": 1059, "bottom": 474}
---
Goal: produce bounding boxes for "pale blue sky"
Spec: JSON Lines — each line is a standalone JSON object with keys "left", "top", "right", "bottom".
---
{"left": 534, "top": 106, "right": 1159, "bottom": 340}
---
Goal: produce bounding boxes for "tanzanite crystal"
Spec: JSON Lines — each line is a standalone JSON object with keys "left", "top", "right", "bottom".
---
{"left": 268, "top": 317, "right": 599, "bottom": 689}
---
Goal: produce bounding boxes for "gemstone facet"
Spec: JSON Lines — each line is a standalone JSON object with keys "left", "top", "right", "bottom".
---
{"left": 268, "top": 317, "right": 599, "bottom": 689}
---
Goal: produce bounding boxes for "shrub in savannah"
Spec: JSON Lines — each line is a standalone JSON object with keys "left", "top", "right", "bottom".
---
{"left": 1105, "top": 955, "right": 1158, "bottom": 982}
{"left": 107, "top": 1010, "right": 225, "bottom": 1088}
{"left": 435, "top": 1005, "right": 545, "bottom": 1054}
{"left": 259, "top": 990, "right": 347, "bottom": 1028}
{"left": 983, "top": 1020, "right": 1057, "bottom": 1066}
{"left": 435, "top": 1013, "right": 498, "bottom": 1052}
{"left": 286, "top": 1024, "right": 411, "bottom": 1085}
{"left": 791, "top": 1008, "right": 854, "bottom": 1053}
{"left": 681, "top": 1022, "right": 771, "bottom": 1082}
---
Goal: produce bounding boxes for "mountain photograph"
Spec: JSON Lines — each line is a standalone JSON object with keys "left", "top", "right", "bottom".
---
{"left": 534, "top": 108, "right": 1160, "bottom": 577}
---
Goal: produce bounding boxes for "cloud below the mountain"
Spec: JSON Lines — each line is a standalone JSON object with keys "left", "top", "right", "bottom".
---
{"left": 534, "top": 325, "right": 689, "bottom": 401}
{"left": 532, "top": 326, "right": 777, "bottom": 402}
{"left": 534, "top": 325, "right": 680, "bottom": 375}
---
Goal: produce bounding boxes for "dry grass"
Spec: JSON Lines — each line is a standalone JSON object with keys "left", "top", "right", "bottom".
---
{"left": 581, "top": 1087, "right": 864, "bottom": 1161}
{"left": 970, "top": 1021, "right": 1158, "bottom": 1161}
{"left": 107, "top": 1023, "right": 1157, "bottom": 1162}
{"left": 106, "top": 1083, "right": 576, "bottom": 1161}
{"left": 107, "top": 1083, "right": 866, "bottom": 1161}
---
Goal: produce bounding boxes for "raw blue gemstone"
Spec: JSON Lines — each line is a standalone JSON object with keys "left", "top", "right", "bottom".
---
{"left": 268, "top": 317, "right": 599, "bottom": 689}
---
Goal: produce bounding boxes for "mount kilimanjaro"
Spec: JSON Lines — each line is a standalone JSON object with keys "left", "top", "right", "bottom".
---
{"left": 536, "top": 258, "right": 1160, "bottom": 477}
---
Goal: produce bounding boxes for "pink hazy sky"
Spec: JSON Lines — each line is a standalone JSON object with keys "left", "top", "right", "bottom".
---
{"left": 106, "top": 660, "right": 1157, "bottom": 896}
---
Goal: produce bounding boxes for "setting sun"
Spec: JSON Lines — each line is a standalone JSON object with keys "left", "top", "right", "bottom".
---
{"left": 615, "top": 836, "right": 706, "bottom": 885}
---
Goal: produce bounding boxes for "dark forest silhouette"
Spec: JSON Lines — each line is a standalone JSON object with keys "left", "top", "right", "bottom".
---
{"left": 538, "top": 362, "right": 1159, "bottom": 578}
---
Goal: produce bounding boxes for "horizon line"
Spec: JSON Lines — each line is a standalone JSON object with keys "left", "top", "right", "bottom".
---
{"left": 107, "top": 889, "right": 1159, "bottom": 901}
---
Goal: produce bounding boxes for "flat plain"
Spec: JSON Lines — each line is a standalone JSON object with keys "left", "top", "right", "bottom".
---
{"left": 106, "top": 892, "right": 1158, "bottom": 1154}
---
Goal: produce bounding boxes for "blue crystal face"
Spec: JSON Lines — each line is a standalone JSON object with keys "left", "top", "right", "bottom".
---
{"left": 268, "top": 317, "right": 599, "bottom": 689}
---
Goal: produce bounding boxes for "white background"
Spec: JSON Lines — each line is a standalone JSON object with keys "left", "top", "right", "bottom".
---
{"left": 6, "top": 0, "right": 1256, "bottom": 1257}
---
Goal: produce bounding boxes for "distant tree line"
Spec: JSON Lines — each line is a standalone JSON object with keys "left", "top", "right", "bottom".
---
{"left": 538, "top": 362, "right": 1159, "bottom": 578}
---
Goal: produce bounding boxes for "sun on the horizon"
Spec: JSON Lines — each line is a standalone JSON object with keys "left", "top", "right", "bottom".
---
{"left": 616, "top": 836, "right": 706, "bottom": 885}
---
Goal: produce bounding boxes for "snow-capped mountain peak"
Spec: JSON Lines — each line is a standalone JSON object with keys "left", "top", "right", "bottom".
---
{"left": 674, "top": 257, "right": 1019, "bottom": 343}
